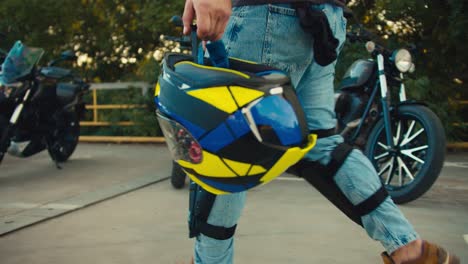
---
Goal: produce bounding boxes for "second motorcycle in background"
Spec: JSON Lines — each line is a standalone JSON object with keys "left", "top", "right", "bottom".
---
{"left": 0, "top": 40, "right": 89, "bottom": 167}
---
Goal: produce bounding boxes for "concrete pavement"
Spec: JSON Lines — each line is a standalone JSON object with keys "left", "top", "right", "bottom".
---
{"left": 0, "top": 145, "right": 467, "bottom": 264}
{"left": 0, "top": 143, "right": 172, "bottom": 236}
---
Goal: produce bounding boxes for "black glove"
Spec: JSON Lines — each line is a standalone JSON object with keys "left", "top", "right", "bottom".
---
{"left": 294, "top": 3, "right": 339, "bottom": 66}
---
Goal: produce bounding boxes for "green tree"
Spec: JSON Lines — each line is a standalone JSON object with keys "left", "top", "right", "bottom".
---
{"left": 1, "top": 1, "right": 466, "bottom": 139}
{"left": 0, "top": 0, "right": 184, "bottom": 83}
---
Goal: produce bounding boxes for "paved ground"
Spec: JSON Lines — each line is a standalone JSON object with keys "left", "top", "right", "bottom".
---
{"left": 0, "top": 143, "right": 172, "bottom": 234}
{"left": 0, "top": 144, "right": 467, "bottom": 264}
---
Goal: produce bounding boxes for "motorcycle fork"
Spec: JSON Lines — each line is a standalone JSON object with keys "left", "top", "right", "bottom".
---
{"left": 9, "top": 88, "right": 31, "bottom": 125}
{"left": 377, "top": 54, "right": 395, "bottom": 149}
{"left": 0, "top": 125, "right": 10, "bottom": 162}
{"left": 398, "top": 73, "right": 407, "bottom": 102}
{"left": 0, "top": 88, "right": 32, "bottom": 162}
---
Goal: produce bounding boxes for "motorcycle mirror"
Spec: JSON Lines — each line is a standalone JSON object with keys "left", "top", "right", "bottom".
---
{"left": 365, "top": 41, "right": 375, "bottom": 53}
{"left": 169, "top": 16, "right": 183, "bottom": 28}
{"left": 60, "top": 50, "right": 77, "bottom": 61}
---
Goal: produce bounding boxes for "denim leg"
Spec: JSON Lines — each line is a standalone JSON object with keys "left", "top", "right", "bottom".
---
{"left": 191, "top": 6, "right": 265, "bottom": 263}
{"left": 342, "top": 159, "right": 421, "bottom": 254}
{"left": 305, "top": 135, "right": 420, "bottom": 254}
{"left": 294, "top": 5, "right": 420, "bottom": 254}
{"left": 193, "top": 192, "right": 246, "bottom": 264}
{"left": 296, "top": 47, "right": 420, "bottom": 252}
{"left": 193, "top": 4, "right": 419, "bottom": 262}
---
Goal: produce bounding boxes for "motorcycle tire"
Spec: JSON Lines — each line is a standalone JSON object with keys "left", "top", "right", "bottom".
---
{"left": 47, "top": 112, "right": 80, "bottom": 162}
{"left": 0, "top": 116, "right": 9, "bottom": 163}
{"left": 364, "top": 104, "right": 446, "bottom": 204}
{"left": 171, "top": 161, "right": 187, "bottom": 189}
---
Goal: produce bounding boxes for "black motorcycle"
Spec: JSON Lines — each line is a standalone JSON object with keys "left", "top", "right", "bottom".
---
{"left": 334, "top": 27, "right": 445, "bottom": 204}
{"left": 0, "top": 41, "right": 89, "bottom": 167}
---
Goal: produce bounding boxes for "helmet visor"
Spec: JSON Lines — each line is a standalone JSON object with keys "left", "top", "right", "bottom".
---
{"left": 242, "top": 94, "right": 304, "bottom": 148}
{"left": 156, "top": 111, "right": 203, "bottom": 164}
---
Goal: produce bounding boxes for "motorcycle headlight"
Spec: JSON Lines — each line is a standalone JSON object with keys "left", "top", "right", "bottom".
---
{"left": 393, "top": 49, "right": 413, "bottom": 73}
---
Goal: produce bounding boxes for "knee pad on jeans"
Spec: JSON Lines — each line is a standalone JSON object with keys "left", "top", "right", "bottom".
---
{"left": 288, "top": 142, "right": 389, "bottom": 226}
{"left": 189, "top": 181, "right": 237, "bottom": 240}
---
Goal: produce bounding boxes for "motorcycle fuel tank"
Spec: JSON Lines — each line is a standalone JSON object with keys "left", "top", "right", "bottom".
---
{"left": 56, "top": 83, "right": 81, "bottom": 105}
{"left": 339, "top": 59, "right": 376, "bottom": 90}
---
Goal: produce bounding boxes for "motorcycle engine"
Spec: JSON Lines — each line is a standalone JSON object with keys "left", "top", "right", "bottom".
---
{"left": 7, "top": 137, "right": 46, "bottom": 158}
{"left": 335, "top": 92, "right": 366, "bottom": 133}
{"left": 7, "top": 141, "right": 29, "bottom": 157}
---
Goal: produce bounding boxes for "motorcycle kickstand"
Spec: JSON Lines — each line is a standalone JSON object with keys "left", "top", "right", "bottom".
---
{"left": 46, "top": 140, "right": 63, "bottom": 170}
{"left": 49, "top": 150, "right": 63, "bottom": 169}
{"left": 50, "top": 151, "right": 63, "bottom": 170}
{"left": 54, "top": 160, "right": 63, "bottom": 170}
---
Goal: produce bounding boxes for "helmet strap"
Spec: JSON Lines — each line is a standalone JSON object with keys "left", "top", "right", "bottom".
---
{"left": 189, "top": 24, "right": 229, "bottom": 68}
{"left": 190, "top": 24, "right": 200, "bottom": 63}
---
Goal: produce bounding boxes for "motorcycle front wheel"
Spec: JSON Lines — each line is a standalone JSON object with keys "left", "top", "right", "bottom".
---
{"left": 0, "top": 115, "right": 9, "bottom": 163}
{"left": 364, "top": 105, "right": 446, "bottom": 204}
{"left": 47, "top": 112, "right": 80, "bottom": 162}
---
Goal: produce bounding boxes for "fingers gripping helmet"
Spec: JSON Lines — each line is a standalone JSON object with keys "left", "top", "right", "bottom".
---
{"left": 155, "top": 53, "right": 317, "bottom": 194}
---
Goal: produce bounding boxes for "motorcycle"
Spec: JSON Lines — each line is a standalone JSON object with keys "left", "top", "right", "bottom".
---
{"left": 0, "top": 40, "right": 89, "bottom": 168}
{"left": 334, "top": 27, "right": 446, "bottom": 204}
{"left": 166, "top": 19, "right": 445, "bottom": 205}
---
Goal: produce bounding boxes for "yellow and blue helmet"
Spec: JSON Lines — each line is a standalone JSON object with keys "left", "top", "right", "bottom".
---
{"left": 155, "top": 53, "right": 317, "bottom": 195}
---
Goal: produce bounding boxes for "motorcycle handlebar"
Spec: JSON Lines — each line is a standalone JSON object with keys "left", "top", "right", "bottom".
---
{"left": 347, "top": 31, "right": 388, "bottom": 55}
{"left": 164, "top": 16, "right": 192, "bottom": 48}
{"left": 346, "top": 26, "right": 417, "bottom": 57}
{"left": 169, "top": 15, "right": 183, "bottom": 28}
{"left": 346, "top": 24, "right": 377, "bottom": 42}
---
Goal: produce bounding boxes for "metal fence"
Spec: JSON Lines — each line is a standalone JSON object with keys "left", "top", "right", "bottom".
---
{"left": 78, "top": 82, "right": 467, "bottom": 149}
{"left": 78, "top": 82, "right": 165, "bottom": 143}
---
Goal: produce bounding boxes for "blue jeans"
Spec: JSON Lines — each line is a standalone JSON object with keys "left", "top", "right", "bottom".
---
{"left": 193, "top": 4, "right": 419, "bottom": 263}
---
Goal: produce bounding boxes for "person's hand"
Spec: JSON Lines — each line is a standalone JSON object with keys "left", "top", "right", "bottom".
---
{"left": 182, "top": 0, "right": 232, "bottom": 41}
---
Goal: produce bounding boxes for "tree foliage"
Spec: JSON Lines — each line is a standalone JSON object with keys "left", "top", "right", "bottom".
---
{"left": 0, "top": 1, "right": 466, "bottom": 138}
{"left": 0, "top": 0, "right": 184, "bottom": 82}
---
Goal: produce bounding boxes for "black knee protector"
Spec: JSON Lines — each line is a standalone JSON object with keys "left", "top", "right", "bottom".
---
{"left": 289, "top": 143, "right": 389, "bottom": 227}
{"left": 188, "top": 181, "right": 237, "bottom": 240}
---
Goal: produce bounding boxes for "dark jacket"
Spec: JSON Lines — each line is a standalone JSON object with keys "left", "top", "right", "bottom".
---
{"left": 232, "top": 0, "right": 346, "bottom": 8}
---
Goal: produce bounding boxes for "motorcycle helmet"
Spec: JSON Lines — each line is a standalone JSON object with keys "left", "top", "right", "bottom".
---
{"left": 155, "top": 53, "right": 317, "bottom": 195}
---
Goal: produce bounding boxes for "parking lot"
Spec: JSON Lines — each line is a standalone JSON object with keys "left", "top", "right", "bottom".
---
{"left": 0, "top": 143, "right": 467, "bottom": 263}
